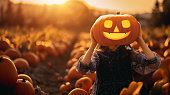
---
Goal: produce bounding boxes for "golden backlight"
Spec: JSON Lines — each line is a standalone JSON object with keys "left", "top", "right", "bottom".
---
{"left": 14, "top": 0, "right": 68, "bottom": 5}
{"left": 104, "top": 20, "right": 113, "bottom": 28}
{"left": 122, "top": 20, "right": 131, "bottom": 28}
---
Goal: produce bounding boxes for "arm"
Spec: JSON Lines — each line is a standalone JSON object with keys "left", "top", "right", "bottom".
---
{"left": 131, "top": 25, "right": 161, "bottom": 75}
{"left": 75, "top": 32, "right": 98, "bottom": 75}
{"left": 136, "top": 28, "right": 154, "bottom": 60}
{"left": 81, "top": 31, "right": 97, "bottom": 66}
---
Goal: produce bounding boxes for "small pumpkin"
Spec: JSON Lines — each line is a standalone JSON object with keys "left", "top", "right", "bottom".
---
{"left": 163, "top": 49, "right": 170, "bottom": 58}
{"left": 5, "top": 48, "right": 21, "bottom": 60}
{"left": 22, "top": 52, "right": 40, "bottom": 67}
{"left": 91, "top": 14, "right": 140, "bottom": 46}
{"left": 0, "top": 56, "right": 18, "bottom": 87}
{"left": 75, "top": 77, "right": 93, "bottom": 92}
{"left": 67, "top": 58, "right": 78, "bottom": 68}
{"left": 0, "top": 50, "right": 4, "bottom": 55}
{"left": 13, "top": 79, "right": 35, "bottom": 95}
{"left": 46, "top": 46, "right": 58, "bottom": 56}
{"left": 152, "top": 68, "right": 164, "bottom": 82}
{"left": 0, "top": 40, "right": 10, "bottom": 51}
{"left": 13, "top": 58, "right": 29, "bottom": 71}
{"left": 57, "top": 76, "right": 64, "bottom": 83}
{"left": 88, "top": 85, "right": 93, "bottom": 94}
{"left": 120, "top": 81, "right": 143, "bottom": 95}
{"left": 68, "top": 88, "right": 89, "bottom": 95}
{"left": 67, "top": 66, "right": 83, "bottom": 81}
{"left": 59, "top": 82, "right": 72, "bottom": 93}
{"left": 83, "top": 72, "right": 96, "bottom": 82}
{"left": 18, "top": 74, "right": 33, "bottom": 85}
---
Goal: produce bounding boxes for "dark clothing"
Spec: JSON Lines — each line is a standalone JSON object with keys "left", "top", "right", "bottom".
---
{"left": 76, "top": 47, "right": 161, "bottom": 95}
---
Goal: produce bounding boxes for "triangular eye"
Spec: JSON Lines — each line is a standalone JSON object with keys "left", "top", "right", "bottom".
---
{"left": 122, "top": 20, "right": 130, "bottom": 28}
{"left": 104, "top": 20, "right": 112, "bottom": 28}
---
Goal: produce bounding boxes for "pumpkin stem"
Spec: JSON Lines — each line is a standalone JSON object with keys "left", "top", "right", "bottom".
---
{"left": 0, "top": 56, "right": 3, "bottom": 62}
{"left": 22, "top": 78, "right": 26, "bottom": 82}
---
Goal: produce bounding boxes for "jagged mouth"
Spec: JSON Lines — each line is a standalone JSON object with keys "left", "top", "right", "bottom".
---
{"left": 103, "top": 31, "right": 131, "bottom": 40}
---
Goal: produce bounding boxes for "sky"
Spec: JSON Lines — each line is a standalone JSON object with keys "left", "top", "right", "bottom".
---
{"left": 14, "top": 0, "right": 163, "bottom": 13}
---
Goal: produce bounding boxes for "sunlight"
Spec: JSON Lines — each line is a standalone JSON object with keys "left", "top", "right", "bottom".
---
{"left": 14, "top": 0, "right": 68, "bottom": 5}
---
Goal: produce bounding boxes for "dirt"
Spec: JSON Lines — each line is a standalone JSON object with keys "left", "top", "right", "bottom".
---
{"left": 28, "top": 43, "right": 75, "bottom": 95}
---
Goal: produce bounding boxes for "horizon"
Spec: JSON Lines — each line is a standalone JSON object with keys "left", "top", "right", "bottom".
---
{"left": 13, "top": 0, "right": 163, "bottom": 14}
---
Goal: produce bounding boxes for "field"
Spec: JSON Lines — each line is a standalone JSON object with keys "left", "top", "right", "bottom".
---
{"left": 0, "top": 25, "right": 170, "bottom": 95}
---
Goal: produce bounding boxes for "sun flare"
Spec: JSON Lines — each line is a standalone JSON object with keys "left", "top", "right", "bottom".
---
{"left": 14, "top": 0, "right": 68, "bottom": 5}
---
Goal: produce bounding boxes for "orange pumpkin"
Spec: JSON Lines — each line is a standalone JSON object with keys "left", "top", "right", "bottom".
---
{"left": 0, "top": 40, "right": 10, "bottom": 51}
{"left": 57, "top": 76, "right": 64, "bottom": 83}
{"left": 22, "top": 52, "right": 40, "bottom": 67}
{"left": 75, "top": 77, "right": 93, "bottom": 92}
{"left": 83, "top": 72, "right": 96, "bottom": 82}
{"left": 0, "top": 50, "right": 4, "bottom": 55}
{"left": 152, "top": 68, "right": 164, "bottom": 82}
{"left": 67, "top": 58, "right": 78, "bottom": 68}
{"left": 5, "top": 48, "right": 21, "bottom": 60}
{"left": 59, "top": 82, "right": 72, "bottom": 93}
{"left": 91, "top": 14, "right": 140, "bottom": 46}
{"left": 18, "top": 74, "right": 33, "bottom": 85}
{"left": 0, "top": 56, "right": 18, "bottom": 87}
{"left": 13, "top": 58, "right": 29, "bottom": 71}
{"left": 68, "top": 88, "right": 89, "bottom": 95}
{"left": 163, "top": 49, "right": 170, "bottom": 58}
{"left": 88, "top": 85, "right": 94, "bottom": 94}
{"left": 67, "top": 66, "right": 83, "bottom": 81}
{"left": 13, "top": 79, "right": 35, "bottom": 95}
{"left": 120, "top": 81, "right": 143, "bottom": 95}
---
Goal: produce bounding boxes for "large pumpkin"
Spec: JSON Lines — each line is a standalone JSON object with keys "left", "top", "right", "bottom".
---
{"left": 13, "top": 79, "right": 35, "bottom": 95}
{"left": 91, "top": 14, "right": 140, "bottom": 46}
{"left": 0, "top": 56, "right": 18, "bottom": 87}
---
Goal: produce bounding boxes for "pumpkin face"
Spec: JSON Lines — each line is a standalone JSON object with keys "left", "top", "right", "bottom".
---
{"left": 91, "top": 14, "right": 140, "bottom": 46}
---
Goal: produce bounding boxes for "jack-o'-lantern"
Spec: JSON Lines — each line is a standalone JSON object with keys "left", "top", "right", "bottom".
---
{"left": 91, "top": 14, "right": 140, "bottom": 46}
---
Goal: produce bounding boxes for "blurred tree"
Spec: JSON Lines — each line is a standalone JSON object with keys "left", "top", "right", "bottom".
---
{"left": 0, "top": 6, "right": 4, "bottom": 26}
{"left": 151, "top": 0, "right": 170, "bottom": 27}
{"left": 150, "top": 0, "right": 161, "bottom": 27}
{"left": 15, "top": 2, "right": 25, "bottom": 26}
{"left": 162, "top": 0, "right": 170, "bottom": 25}
{"left": 5, "top": 0, "right": 14, "bottom": 26}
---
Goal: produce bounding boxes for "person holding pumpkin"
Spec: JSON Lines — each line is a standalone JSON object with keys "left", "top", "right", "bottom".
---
{"left": 76, "top": 14, "right": 161, "bottom": 95}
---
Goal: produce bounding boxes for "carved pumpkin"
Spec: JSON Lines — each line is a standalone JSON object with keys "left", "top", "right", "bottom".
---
{"left": 91, "top": 14, "right": 140, "bottom": 46}
{"left": 68, "top": 88, "right": 89, "bottom": 95}
{"left": 75, "top": 77, "right": 93, "bottom": 92}
{"left": 5, "top": 48, "right": 21, "bottom": 60}
{"left": 22, "top": 52, "right": 40, "bottom": 67}
{"left": 18, "top": 74, "right": 33, "bottom": 85}
{"left": 14, "top": 58, "right": 29, "bottom": 71}
{"left": 0, "top": 56, "right": 18, "bottom": 87}
{"left": 13, "top": 79, "right": 35, "bottom": 95}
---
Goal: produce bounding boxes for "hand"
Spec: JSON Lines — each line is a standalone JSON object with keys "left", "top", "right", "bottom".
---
{"left": 136, "top": 23, "right": 143, "bottom": 44}
{"left": 90, "top": 31, "right": 97, "bottom": 46}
